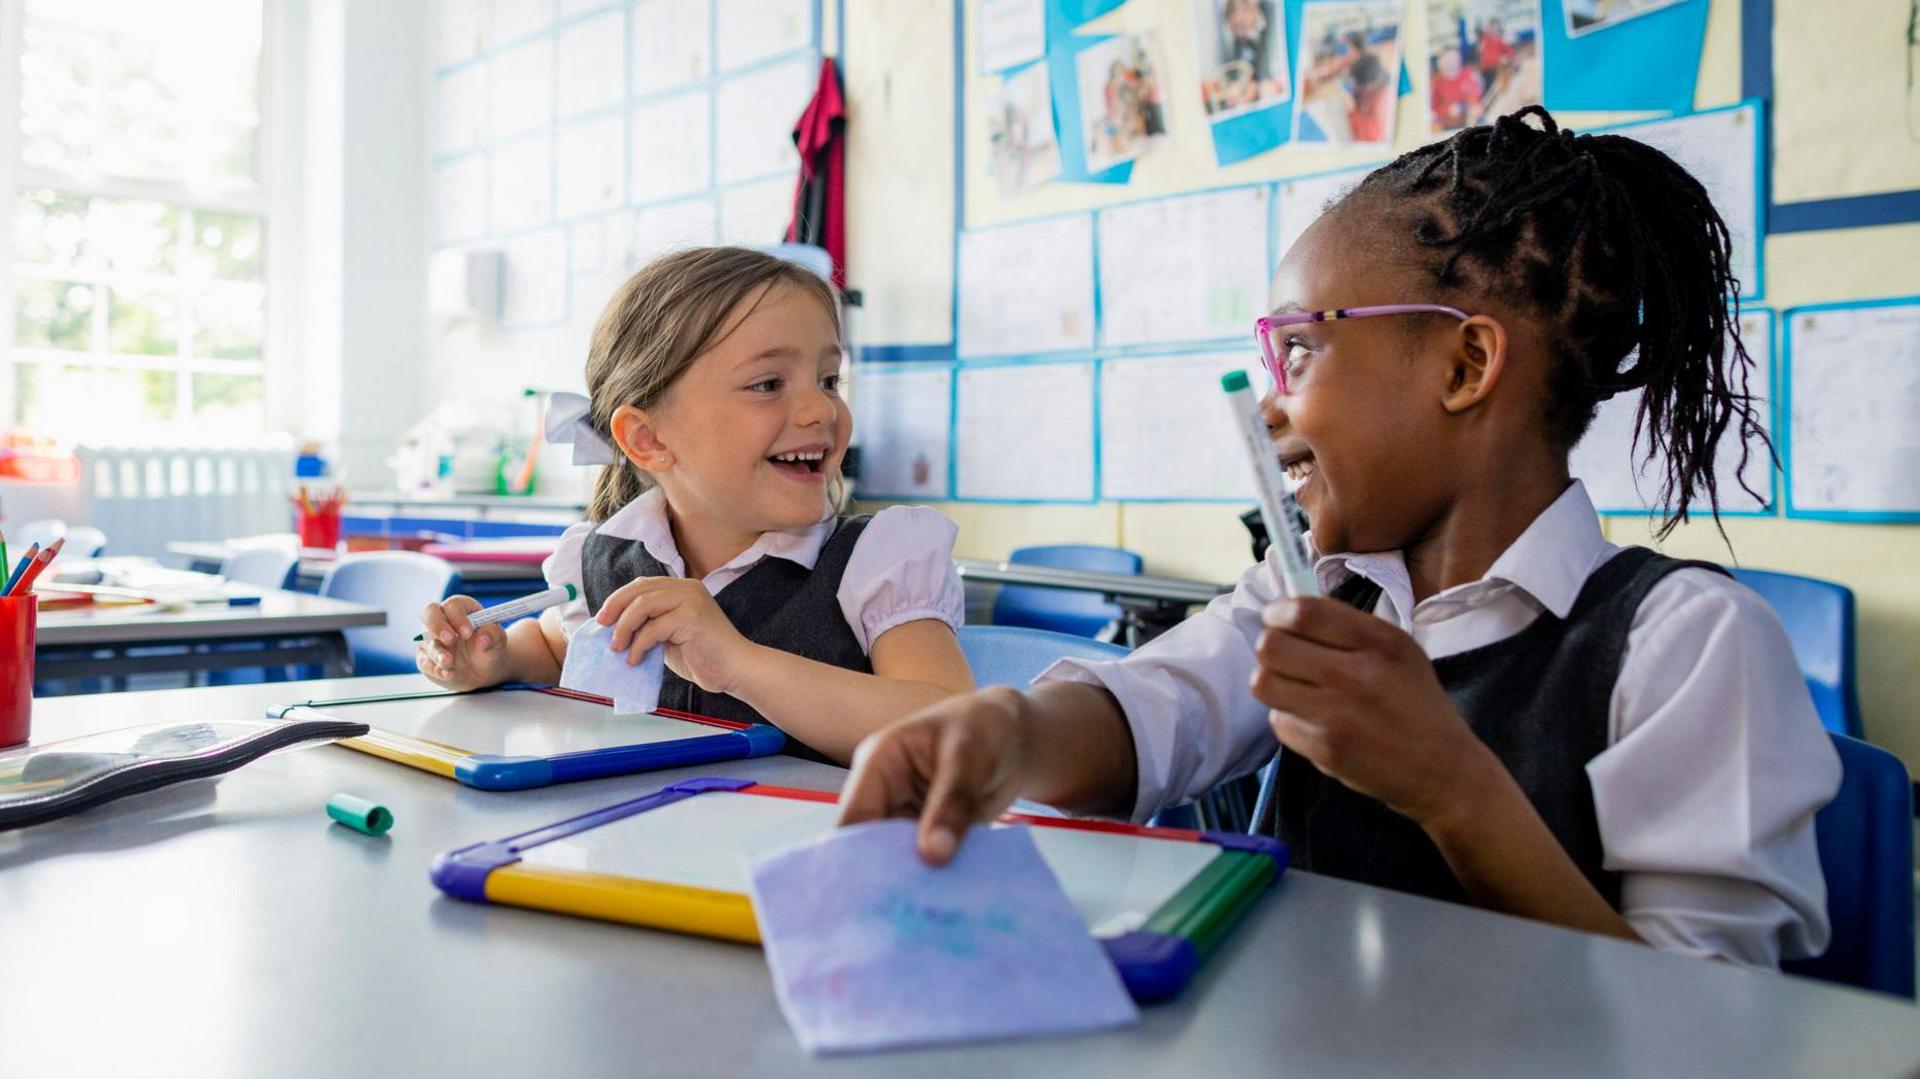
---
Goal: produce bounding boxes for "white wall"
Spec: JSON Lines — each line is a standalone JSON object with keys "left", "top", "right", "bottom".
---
{"left": 273, "top": 0, "right": 431, "bottom": 485}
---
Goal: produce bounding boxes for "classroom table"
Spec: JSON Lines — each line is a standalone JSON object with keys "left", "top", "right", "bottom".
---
{"left": 4, "top": 675, "right": 1916, "bottom": 1078}
{"left": 36, "top": 587, "right": 385, "bottom": 679}
{"left": 34, "top": 589, "right": 386, "bottom": 683}
{"left": 954, "top": 558, "right": 1232, "bottom": 645}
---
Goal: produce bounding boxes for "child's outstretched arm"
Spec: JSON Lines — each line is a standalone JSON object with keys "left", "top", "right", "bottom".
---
{"left": 594, "top": 578, "right": 977, "bottom": 763}
{"left": 417, "top": 596, "right": 567, "bottom": 691}
{"left": 836, "top": 680, "right": 1140, "bottom": 863}
{"left": 1250, "top": 596, "right": 1644, "bottom": 945}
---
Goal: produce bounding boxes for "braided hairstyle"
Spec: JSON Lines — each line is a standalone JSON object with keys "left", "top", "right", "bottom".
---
{"left": 1337, "top": 105, "right": 1770, "bottom": 538}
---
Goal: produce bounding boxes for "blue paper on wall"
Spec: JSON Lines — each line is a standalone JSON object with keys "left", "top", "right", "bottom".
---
{"left": 559, "top": 620, "right": 666, "bottom": 715}
{"left": 748, "top": 820, "right": 1140, "bottom": 1054}
{"left": 1540, "top": 0, "right": 1708, "bottom": 114}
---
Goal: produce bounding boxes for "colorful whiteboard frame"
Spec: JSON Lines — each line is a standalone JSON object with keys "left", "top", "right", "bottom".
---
{"left": 268, "top": 685, "right": 786, "bottom": 790}
{"left": 432, "top": 775, "right": 1287, "bottom": 1002}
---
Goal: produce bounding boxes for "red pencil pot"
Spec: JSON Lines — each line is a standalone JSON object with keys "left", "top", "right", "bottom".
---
{"left": 0, "top": 594, "right": 36, "bottom": 748}
{"left": 296, "top": 504, "right": 343, "bottom": 549}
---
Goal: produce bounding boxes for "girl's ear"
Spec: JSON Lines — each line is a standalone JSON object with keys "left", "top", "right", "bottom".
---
{"left": 610, "top": 405, "right": 673, "bottom": 472}
{"left": 1440, "top": 314, "right": 1509, "bottom": 414}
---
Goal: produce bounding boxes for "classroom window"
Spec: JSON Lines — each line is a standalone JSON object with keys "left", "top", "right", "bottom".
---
{"left": 4, "top": 0, "right": 269, "bottom": 444}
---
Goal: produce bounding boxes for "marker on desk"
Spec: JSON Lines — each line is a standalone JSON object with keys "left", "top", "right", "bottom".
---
{"left": 1220, "top": 371, "right": 1318, "bottom": 599}
{"left": 412, "top": 583, "right": 577, "bottom": 641}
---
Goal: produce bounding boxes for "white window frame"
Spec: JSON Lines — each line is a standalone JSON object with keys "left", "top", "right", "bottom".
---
{"left": 0, "top": 0, "right": 280, "bottom": 438}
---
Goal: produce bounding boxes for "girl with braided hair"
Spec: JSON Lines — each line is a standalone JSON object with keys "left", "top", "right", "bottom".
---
{"left": 839, "top": 107, "right": 1839, "bottom": 970}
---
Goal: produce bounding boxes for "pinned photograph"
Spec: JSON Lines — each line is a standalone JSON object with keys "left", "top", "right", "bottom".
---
{"left": 1075, "top": 32, "right": 1171, "bottom": 173}
{"left": 1194, "top": 0, "right": 1291, "bottom": 122}
{"left": 1293, "top": 0, "right": 1403, "bottom": 147}
{"left": 986, "top": 62, "right": 1062, "bottom": 196}
{"left": 1563, "top": 0, "right": 1686, "bottom": 37}
{"left": 1426, "top": 0, "right": 1542, "bottom": 135}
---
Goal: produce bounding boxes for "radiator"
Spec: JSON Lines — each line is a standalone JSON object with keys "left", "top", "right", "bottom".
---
{"left": 75, "top": 444, "right": 295, "bottom": 559}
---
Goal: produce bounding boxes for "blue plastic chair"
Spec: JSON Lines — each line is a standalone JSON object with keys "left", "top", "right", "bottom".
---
{"left": 319, "top": 552, "right": 463, "bottom": 676}
{"left": 991, "top": 544, "right": 1143, "bottom": 641}
{"left": 219, "top": 546, "right": 300, "bottom": 591}
{"left": 1782, "top": 732, "right": 1915, "bottom": 998}
{"left": 957, "top": 625, "right": 1128, "bottom": 689}
{"left": 1729, "top": 568, "right": 1861, "bottom": 738}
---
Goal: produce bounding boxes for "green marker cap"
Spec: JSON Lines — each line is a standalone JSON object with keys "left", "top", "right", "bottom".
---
{"left": 1220, "top": 370, "right": 1250, "bottom": 392}
{"left": 327, "top": 793, "right": 393, "bottom": 836}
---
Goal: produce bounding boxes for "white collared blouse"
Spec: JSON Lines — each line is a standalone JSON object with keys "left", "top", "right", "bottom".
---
{"left": 541, "top": 488, "right": 966, "bottom": 652}
{"left": 1041, "top": 481, "right": 1841, "bottom": 969}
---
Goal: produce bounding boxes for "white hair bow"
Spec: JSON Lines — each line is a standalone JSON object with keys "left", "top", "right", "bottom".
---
{"left": 544, "top": 391, "right": 620, "bottom": 466}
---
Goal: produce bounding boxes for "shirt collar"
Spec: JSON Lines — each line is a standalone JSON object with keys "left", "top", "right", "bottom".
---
{"left": 1312, "top": 480, "right": 1608, "bottom": 620}
{"left": 594, "top": 487, "right": 835, "bottom": 580}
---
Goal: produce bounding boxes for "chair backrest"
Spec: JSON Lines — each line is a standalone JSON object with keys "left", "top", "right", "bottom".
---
{"left": 1728, "top": 568, "right": 1860, "bottom": 737}
{"left": 1782, "top": 732, "right": 1915, "bottom": 998}
{"left": 60, "top": 525, "right": 107, "bottom": 559}
{"left": 318, "top": 552, "right": 462, "bottom": 676}
{"left": 958, "top": 625, "right": 1129, "bottom": 690}
{"left": 220, "top": 545, "right": 300, "bottom": 591}
{"left": 9, "top": 518, "right": 65, "bottom": 552}
{"left": 990, "top": 544, "right": 1144, "bottom": 640}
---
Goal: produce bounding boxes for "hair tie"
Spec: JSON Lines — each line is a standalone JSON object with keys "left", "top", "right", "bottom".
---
{"left": 544, "top": 391, "right": 620, "bottom": 466}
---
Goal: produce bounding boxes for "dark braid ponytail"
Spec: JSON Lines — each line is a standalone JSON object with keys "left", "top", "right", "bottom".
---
{"left": 1341, "top": 106, "right": 1770, "bottom": 538}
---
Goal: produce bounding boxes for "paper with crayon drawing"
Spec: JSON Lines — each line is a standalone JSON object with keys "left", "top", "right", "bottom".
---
{"left": 747, "top": 820, "right": 1139, "bottom": 1054}
{"left": 558, "top": 620, "right": 665, "bottom": 715}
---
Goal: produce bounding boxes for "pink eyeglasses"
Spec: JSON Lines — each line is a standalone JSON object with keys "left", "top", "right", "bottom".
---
{"left": 1256, "top": 304, "right": 1471, "bottom": 393}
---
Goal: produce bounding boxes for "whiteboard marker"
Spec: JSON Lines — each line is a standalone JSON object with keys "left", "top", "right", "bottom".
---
{"left": 1221, "top": 370, "right": 1318, "bottom": 599}
{"left": 413, "top": 583, "right": 577, "bottom": 641}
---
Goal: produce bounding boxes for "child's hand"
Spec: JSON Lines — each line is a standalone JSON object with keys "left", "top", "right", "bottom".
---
{"left": 417, "top": 595, "right": 512, "bottom": 692}
{"left": 595, "top": 577, "right": 757, "bottom": 694}
{"left": 1250, "top": 597, "right": 1502, "bottom": 830}
{"left": 836, "top": 687, "right": 1035, "bottom": 865}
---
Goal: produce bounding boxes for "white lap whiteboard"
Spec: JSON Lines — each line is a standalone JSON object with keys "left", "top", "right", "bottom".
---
{"left": 955, "top": 362, "right": 1097, "bottom": 501}
{"left": 1100, "top": 352, "right": 1265, "bottom": 501}
{"left": 958, "top": 215, "right": 1096, "bottom": 358}
{"left": 854, "top": 365, "right": 953, "bottom": 500}
{"left": 1785, "top": 299, "right": 1920, "bottom": 520}
{"left": 1606, "top": 102, "right": 1765, "bottom": 300}
{"left": 1098, "top": 187, "right": 1270, "bottom": 347}
{"left": 1571, "top": 310, "right": 1777, "bottom": 515}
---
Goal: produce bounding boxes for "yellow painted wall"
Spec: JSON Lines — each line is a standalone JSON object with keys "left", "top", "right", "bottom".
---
{"left": 842, "top": 1, "right": 1920, "bottom": 767}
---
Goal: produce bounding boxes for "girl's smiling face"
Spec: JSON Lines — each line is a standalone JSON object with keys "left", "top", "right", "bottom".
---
{"left": 617, "top": 281, "right": 849, "bottom": 536}
{"left": 1265, "top": 211, "right": 1477, "bottom": 556}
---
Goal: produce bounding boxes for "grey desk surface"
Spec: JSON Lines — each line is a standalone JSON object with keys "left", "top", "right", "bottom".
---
{"left": 35, "top": 589, "right": 386, "bottom": 645}
{"left": 4, "top": 675, "right": 1917, "bottom": 1078}
{"left": 165, "top": 539, "right": 550, "bottom": 583}
{"left": 954, "top": 558, "right": 1231, "bottom": 605}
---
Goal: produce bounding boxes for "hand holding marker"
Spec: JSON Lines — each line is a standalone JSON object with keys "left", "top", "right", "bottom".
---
{"left": 1224, "top": 370, "right": 1317, "bottom": 836}
{"left": 412, "top": 583, "right": 577, "bottom": 642}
